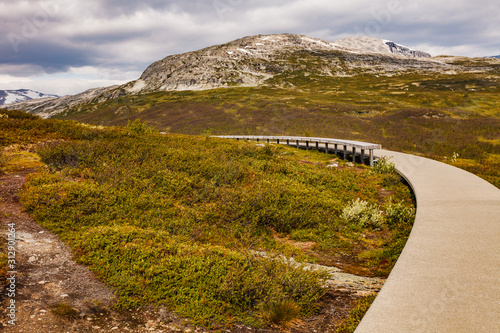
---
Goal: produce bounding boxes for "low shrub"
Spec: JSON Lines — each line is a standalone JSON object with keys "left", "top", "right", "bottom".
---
{"left": 385, "top": 199, "right": 416, "bottom": 229}
{"left": 371, "top": 156, "right": 396, "bottom": 175}
{"left": 340, "top": 199, "right": 384, "bottom": 229}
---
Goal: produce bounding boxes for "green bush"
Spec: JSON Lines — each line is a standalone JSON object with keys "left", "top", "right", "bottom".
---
{"left": 340, "top": 199, "right": 384, "bottom": 229}
{"left": 386, "top": 199, "right": 416, "bottom": 229}
{"left": 371, "top": 156, "right": 396, "bottom": 175}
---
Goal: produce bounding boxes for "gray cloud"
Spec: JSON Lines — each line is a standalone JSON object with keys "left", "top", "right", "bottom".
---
{"left": 0, "top": 0, "right": 499, "bottom": 94}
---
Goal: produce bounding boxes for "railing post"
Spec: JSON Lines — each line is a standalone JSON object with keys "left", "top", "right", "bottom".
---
{"left": 306, "top": 141, "right": 309, "bottom": 150}
{"left": 296, "top": 140, "right": 299, "bottom": 148}
{"left": 352, "top": 147, "right": 356, "bottom": 163}
{"left": 361, "top": 149, "right": 365, "bottom": 165}
{"left": 287, "top": 139, "right": 290, "bottom": 146}
{"left": 316, "top": 141, "right": 319, "bottom": 150}
{"left": 335, "top": 144, "right": 338, "bottom": 155}
{"left": 277, "top": 139, "right": 280, "bottom": 144}
{"left": 325, "top": 143, "right": 329, "bottom": 154}
{"left": 343, "top": 145, "right": 347, "bottom": 160}
{"left": 370, "top": 150, "right": 374, "bottom": 167}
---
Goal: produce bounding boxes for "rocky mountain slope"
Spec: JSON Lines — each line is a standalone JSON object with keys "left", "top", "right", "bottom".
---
{"left": 0, "top": 89, "right": 58, "bottom": 106}
{"left": 5, "top": 33, "right": 499, "bottom": 118}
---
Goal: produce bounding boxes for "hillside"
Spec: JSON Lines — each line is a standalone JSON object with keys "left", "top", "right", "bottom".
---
{"left": 5, "top": 33, "right": 474, "bottom": 118}
{"left": 1, "top": 110, "right": 415, "bottom": 330}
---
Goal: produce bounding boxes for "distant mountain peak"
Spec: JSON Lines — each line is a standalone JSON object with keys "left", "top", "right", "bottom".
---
{"left": 0, "top": 89, "right": 59, "bottom": 106}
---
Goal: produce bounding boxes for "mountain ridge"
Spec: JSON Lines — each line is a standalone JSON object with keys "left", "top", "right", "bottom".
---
{"left": 5, "top": 33, "right": 499, "bottom": 118}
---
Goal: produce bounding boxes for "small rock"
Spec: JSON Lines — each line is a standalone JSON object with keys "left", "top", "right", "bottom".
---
{"left": 29, "top": 256, "right": 37, "bottom": 262}
{"left": 38, "top": 281, "right": 47, "bottom": 285}
{"left": 111, "top": 327, "right": 119, "bottom": 330}
{"left": 60, "top": 294, "right": 69, "bottom": 298}
{"left": 39, "top": 231, "right": 45, "bottom": 234}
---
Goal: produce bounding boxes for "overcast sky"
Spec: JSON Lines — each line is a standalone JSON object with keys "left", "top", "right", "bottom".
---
{"left": 1, "top": 0, "right": 499, "bottom": 96}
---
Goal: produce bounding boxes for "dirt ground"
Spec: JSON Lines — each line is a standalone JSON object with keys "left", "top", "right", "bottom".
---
{"left": 0, "top": 168, "right": 375, "bottom": 333}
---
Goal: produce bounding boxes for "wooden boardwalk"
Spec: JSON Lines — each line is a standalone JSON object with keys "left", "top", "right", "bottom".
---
{"left": 213, "top": 135, "right": 381, "bottom": 166}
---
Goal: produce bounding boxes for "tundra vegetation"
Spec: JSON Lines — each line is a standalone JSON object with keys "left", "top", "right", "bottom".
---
{"left": 1, "top": 110, "right": 415, "bottom": 329}
{"left": 57, "top": 57, "right": 500, "bottom": 189}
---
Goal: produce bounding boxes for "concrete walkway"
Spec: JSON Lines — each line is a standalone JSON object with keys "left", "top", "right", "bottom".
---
{"left": 355, "top": 150, "right": 500, "bottom": 333}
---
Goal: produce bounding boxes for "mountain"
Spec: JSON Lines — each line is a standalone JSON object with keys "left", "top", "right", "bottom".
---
{"left": 487, "top": 55, "right": 500, "bottom": 59}
{"left": 0, "top": 89, "right": 58, "bottom": 106}
{"left": 5, "top": 33, "right": 498, "bottom": 118}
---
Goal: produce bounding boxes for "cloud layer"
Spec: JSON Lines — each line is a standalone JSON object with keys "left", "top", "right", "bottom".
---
{"left": 1, "top": 0, "right": 499, "bottom": 95}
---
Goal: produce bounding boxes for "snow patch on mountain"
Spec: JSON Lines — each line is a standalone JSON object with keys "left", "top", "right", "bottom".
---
{"left": 0, "top": 89, "right": 59, "bottom": 106}
{"left": 333, "top": 36, "right": 431, "bottom": 58}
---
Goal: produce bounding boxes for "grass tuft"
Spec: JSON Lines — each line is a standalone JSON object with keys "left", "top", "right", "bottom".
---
{"left": 259, "top": 299, "right": 301, "bottom": 327}
{"left": 50, "top": 303, "right": 80, "bottom": 320}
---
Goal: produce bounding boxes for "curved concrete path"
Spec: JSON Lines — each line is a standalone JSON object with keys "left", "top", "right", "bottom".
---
{"left": 355, "top": 150, "right": 500, "bottom": 333}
